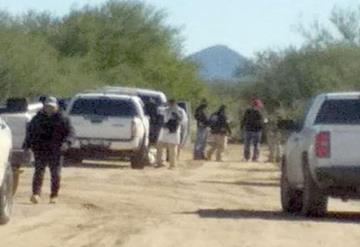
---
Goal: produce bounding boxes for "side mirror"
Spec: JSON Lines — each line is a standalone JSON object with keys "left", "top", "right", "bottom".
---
{"left": 277, "top": 119, "right": 301, "bottom": 132}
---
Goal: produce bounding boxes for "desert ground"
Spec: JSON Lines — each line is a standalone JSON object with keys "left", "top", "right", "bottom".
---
{"left": 1, "top": 145, "right": 360, "bottom": 247}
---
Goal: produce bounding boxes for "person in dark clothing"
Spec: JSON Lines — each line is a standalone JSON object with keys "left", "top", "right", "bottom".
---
{"left": 145, "top": 98, "right": 161, "bottom": 145}
{"left": 207, "top": 105, "right": 231, "bottom": 161}
{"left": 23, "top": 97, "right": 72, "bottom": 204}
{"left": 241, "top": 98, "right": 264, "bottom": 162}
{"left": 193, "top": 99, "right": 209, "bottom": 160}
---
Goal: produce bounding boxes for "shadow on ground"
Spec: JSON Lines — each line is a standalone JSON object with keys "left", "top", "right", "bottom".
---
{"left": 180, "top": 208, "right": 360, "bottom": 224}
{"left": 66, "top": 162, "right": 130, "bottom": 169}
{"left": 202, "top": 180, "right": 279, "bottom": 187}
{"left": 224, "top": 167, "right": 279, "bottom": 173}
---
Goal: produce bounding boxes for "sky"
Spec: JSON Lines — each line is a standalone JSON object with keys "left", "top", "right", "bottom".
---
{"left": 0, "top": 0, "right": 359, "bottom": 57}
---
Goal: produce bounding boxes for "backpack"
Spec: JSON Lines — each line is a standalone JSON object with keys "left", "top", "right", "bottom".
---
{"left": 208, "top": 113, "right": 219, "bottom": 130}
{"left": 165, "top": 111, "right": 181, "bottom": 133}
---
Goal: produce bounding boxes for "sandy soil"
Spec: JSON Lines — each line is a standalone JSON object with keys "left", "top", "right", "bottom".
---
{"left": 1, "top": 145, "right": 360, "bottom": 247}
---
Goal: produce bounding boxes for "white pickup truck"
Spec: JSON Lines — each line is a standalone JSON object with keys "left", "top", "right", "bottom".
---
{"left": 65, "top": 93, "right": 150, "bottom": 169}
{"left": 0, "top": 117, "right": 13, "bottom": 224}
{"left": 280, "top": 92, "right": 360, "bottom": 217}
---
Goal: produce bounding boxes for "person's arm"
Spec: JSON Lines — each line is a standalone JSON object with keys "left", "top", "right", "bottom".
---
{"left": 226, "top": 118, "right": 232, "bottom": 136}
{"left": 241, "top": 109, "right": 249, "bottom": 129}
{"left": 23, "top": 119, "right": 34, "bottom": 149}
{"left": 64, "top": 116, "right": 74, "bottom": 141}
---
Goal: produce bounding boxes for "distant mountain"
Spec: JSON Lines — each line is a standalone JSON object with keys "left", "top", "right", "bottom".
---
{"left": 188, "top": 45, "right": 249, "bottom": 81}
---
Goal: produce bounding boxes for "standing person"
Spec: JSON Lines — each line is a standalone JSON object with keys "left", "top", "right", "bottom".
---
{"left": 156, "top": 99, "right": 184, "bottom": 169}
{"left": 241, "top": 98, "right": 264, "bottom": 162}
{"left": 23, "top": 97, "right": 72, "bottom": 204}
{"left": 145, "top": 98, "right": 161, "bottom": 145}
{"left": 178, "top": 106, "right": 189, "bottom": 159}
{"left": 206, "top": 105, "right": 231, "bottom": 162}
{"left": 193, "top": 99, "right": 209, "bottom": 160}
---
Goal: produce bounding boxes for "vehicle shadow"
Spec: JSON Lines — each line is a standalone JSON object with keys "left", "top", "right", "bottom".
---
{"left": 180, "top": 208, "right": 360, "bottom": 224}
{"left": 66, "top": 162, "right": 130, "bottom": 169}
{"left": 202, "top": 180, "right": 279, "bottom": 187}
{"left": 224, "top": 167, "right": 279, "bottom": 173}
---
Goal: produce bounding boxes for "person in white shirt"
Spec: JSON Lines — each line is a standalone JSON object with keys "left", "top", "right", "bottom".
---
{"left": 156, "top": 99, "right": 185, "bottom": 169}
{"left": 178, "top": 106, "right": 189, "bottom": 159}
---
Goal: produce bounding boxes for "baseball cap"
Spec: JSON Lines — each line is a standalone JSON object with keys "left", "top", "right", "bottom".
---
{"left": 44, "top": 96, "right": 58, "bottom": 108}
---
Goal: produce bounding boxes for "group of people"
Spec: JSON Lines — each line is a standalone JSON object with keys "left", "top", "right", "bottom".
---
{"left": 19, "top": 95, "right": 265, "bottom": 205}
{"left": 193, "top": 97, "right": 265, "bottom": 162}
{"left": 23, "top": 97, "right": 189, "bottom": 204}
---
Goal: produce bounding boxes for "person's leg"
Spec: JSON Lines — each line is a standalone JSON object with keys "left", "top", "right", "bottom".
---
{"left": 156, "top": 142, "right": 165, "bottom": 166}
{"left": 243, "top": 131, "right": 252, "bottom": 161}
{"left": 32, "top": 153, "right": 47, "bottom": 197}
{"left": 206, "top": 134, "right": 217, "bottom": 160}
{"left": 201, "top": 128, "right": 209, "bottom": 159}
{"left": 252, "top": 132, "right": 261, "bottom": 161}
{"left": 194, "top": 127, "right": 204, "bottom": 159}
{"left": 11, "top": 163, "right": 21, "bottom": 196}
{"left": 168, "top": 144, "right": 177, "bottom": 168}
{"left": 49, "top": 153, "right": 62, "bottom": 199}
{"left": 216, "top": 135, "right": 227, "bottom": 162}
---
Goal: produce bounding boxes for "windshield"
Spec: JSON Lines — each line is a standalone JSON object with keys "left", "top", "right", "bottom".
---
{"left": 70, "top": 98, "right": 138, "bottom": 117}
{"left": 315, "top": 99, "right": 360, "bottom": 124}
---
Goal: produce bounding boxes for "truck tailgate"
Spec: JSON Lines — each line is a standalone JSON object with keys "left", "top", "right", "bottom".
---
{"left": 70, "top": 115, "right": 133, "bottom": 140}
{"left": 330, "top": 126, "right": 360, "bottom": 166}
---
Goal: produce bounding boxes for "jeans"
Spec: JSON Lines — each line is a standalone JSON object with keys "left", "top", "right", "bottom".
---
{"left": 194, "top": 127, "right": 208, "bottom": 159}
{"left": 244, "top": 131, "right": 261, "bottom": 161}
{"left": 33, "top": 151, "right": 62, "bottom": 198}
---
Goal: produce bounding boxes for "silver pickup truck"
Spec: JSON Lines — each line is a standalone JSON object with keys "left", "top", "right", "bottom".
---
{"left": 0, "top": 98, "right": 43, "bottom": 167}
{"left": 0, "top": 117, "right": 13, "bottom": 224}
{"left": 280, "top": 92, "right": 360, "bottom": 217}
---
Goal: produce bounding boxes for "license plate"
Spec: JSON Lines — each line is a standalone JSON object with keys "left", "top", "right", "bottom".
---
{"left": 89, "top": 139, "right": 104, "bottom": 146}
{"left": 80, "top": 139, "right": 111, "bottom": 148}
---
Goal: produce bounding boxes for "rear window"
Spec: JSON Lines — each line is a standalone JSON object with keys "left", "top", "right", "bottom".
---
{"left": 70, "top": 98, "right": 138, "bottom": 117}
{"left": 315, "top": 99, "right": 360, "bottom": 124}
{"left": 138, "top": 94, "right": 163, "bottom": 106}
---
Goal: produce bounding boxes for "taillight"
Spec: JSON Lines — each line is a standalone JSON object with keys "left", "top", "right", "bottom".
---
{"left": 131, "top": 119, "right": 137, "bottom": 138}
{"left": 315, "top": 131, "right": 331, "bottom": 158}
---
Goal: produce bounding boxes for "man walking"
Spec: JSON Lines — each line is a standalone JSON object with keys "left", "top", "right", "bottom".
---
{"left": 23, "top": 97, "right": 72, "bottom": 204}
{"left": 156, "top": 99, "right": 184, "bottom": 169}
{"left": 193, "top": 99, "right": 209, "bottom": 160}
{"left": 241, "top": 98, "right": 264, "bottom": 162}
{"left": 207, "top": 105, "right": 231, "bottom": 162}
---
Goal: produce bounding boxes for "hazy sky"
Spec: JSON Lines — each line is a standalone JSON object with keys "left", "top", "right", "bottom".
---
{"left": 0, "top": 0, "right": 359, "bottom": 57}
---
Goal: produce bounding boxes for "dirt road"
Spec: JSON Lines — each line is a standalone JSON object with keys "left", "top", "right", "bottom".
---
{"left": 1, "top": 145, "right": 360, "bottom": 247}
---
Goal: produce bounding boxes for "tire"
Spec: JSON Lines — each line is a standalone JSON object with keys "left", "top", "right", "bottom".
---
{"left": 0, "top": 166, "right": 13, "bottom": 225}
{"left": 302, "top": 161, "right": 328, "bottom": 217}
{"left": 130, "top": 143, "right": 148, "bottom": 170}
{"left": 63, "top": 154, "right": 83, "bottom": 167}
{"left": 280, "top": 159, "right": 303, "bottom": 213}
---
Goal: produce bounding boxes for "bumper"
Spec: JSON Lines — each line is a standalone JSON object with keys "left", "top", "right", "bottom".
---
{"left": 65, "top": 147, "right": 136, "bottom": 160}
{"left": 71, "top": 137, "right": 142, "bottom": 150}
{"left": 315, "top": 166, "right": 360, "bottom": 199}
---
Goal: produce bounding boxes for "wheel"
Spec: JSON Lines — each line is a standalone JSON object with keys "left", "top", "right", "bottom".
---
{"left": 302, "top": 162, "right": 328, "bottom": 217}
{"left": 0, "top": 166, "right": 13, "bottom": 225}
{"left": 130, "top": 143, "right": 148, "bottom": 170}
{"left": 280, "top": 159, "right": 303, "bottom": 213}
{"left": 63, "top": 153, "right": 83, "bottom": 167}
